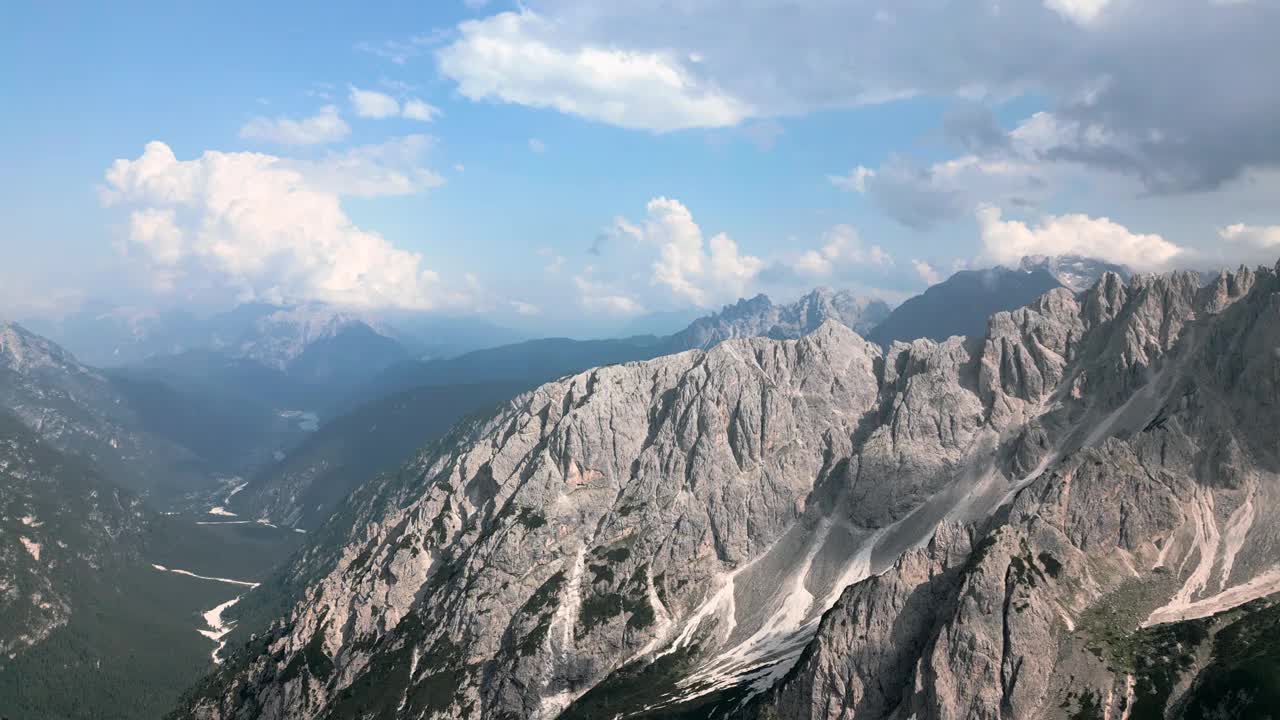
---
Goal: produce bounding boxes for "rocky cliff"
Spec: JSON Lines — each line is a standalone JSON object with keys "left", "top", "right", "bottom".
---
{"left": 176, "top": 263, "right": 1280, "bottom": 719}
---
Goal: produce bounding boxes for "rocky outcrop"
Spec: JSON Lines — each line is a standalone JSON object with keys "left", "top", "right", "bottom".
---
{"left": 751, "top": 264, "right": 1280, "bottom": 720}
{"left": 177, "top": 263, "right": 1280, "bottom": 720}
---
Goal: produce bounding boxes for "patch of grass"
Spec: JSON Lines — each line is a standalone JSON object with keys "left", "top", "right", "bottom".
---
{"left": 1078, "top": 572, "right": 1181, "bottom": 672}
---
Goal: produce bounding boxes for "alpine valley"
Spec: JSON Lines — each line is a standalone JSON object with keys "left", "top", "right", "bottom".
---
{"left": 5, "top": 257, "right": 1280, "bottom": 719}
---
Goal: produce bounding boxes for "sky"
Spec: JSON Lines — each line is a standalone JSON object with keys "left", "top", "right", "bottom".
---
{"left": 3, "top": 0, "right": 1280, "bottom": 336}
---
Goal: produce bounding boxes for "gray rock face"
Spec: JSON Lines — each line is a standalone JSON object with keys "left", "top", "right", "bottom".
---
{"left": 1018, "top": 254, "right": 1132, "bottom": 292}
{"left": 669, "top": 288, "right": 891, "bottom": 351}
{"left": 179, "top": 263, "right": 1280, "bottom": 720}
{"left": 754, "top": 264, "right": 1280, "bottom": 720}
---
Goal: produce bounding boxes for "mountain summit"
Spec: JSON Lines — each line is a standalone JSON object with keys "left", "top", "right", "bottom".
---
{"left": 669, "top": 288, "right": 890, "bottom": 350}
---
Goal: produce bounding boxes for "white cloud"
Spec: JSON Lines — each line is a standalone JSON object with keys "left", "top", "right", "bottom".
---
{"left": 101, "top": 141, "right": 458, "bottom": 310}
{"left": 239, "top": 105, "right": 350, "bottom": 145}
{"left": 911, "top": 259, "right": 944, "bottom": 286}
{"left": 828, "top": 166, "right": 875, "bottom": 193}
{"left": 402, "top": 98, "right": 441, "bottom": 122}
{"left": 528, "top": 138, "right": 547, "bottom": 153}
{"left": 127, "top": 208, "right": 185, "bottom": 266}
{"left": 1044, "top": 0, "right": 1113, "bottom": 26}
{"left": 434, "top": 1, "right": 1280, "bottom": 193}
{"left": 1219, "top": 224, "right": 1280, "bottom": 263}
{"left": 350, "top": 87, "right": 401, "bottom": 118}
{"left": 292, "top": 135, "right": 444, "bottom": 198}
{"left": 350, "top": 87, "right": 442, "bottom": 122}
{"left": 977, "top": 205, "right": 1185, "bottom": 271}
{"left": 791, "top": 225, "right": 892, "bottom": 276}
{"left": 437, "top": 11, "right": 753, "bottom": 132}
{"left": 608, "top": 197, "right": 762, "bottom": 306}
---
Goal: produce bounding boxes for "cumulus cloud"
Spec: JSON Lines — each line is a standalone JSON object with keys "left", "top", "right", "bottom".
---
{"left": 911, "top": 260, "right": 944, "bottom": 286}
{"left": 606, "top": 197, "right": 763, "bottom": 306}
{"left": 100, "top": 141, "right": 457, "bottom": 309}
{"left": 791, "top": 225, "right": 891, "bottom": 276}
{"left": 239, "top": 105, "right": 350, "bottom": 145}
{"left": 437, "top": 1, "right": 1280, "bottom": 191}
{"left": 1219, "top": 224, "right": 1280, "bottom": 264}
{"left": 977, "top": 205, "right": 1185, "bottom": 271}
{"left": 437, "top": 11, "right": 752, "bottom": 132}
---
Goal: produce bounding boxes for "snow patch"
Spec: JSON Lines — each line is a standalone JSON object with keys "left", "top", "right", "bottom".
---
{"left": 150, "top": 564, "right": 260, "bottom": 588}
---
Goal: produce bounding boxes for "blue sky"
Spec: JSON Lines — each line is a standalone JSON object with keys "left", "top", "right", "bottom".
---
{"left": 4, "top": 0, "right": 1279, "bottom": 335}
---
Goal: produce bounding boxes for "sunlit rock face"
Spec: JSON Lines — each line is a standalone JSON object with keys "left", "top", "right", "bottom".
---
{"left": 183, "top": 264, "right": 1280, "bottom": 720}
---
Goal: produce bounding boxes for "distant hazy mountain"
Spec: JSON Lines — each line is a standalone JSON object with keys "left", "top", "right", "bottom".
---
{"left": 614, "top": 308, "right": 706, "bottom": 338}
{"left": 1018, "top": 253, "right": 1132, "bottom": 291}
{"left": 0, "top": 321, "right": 208, "bottom": 498}
{"left": 33, "top": 301, "right": 521, "bottom": 371}
{"left": 670, "top": 287, "right": 891, "bottom": 350}
{"left": 358, "top": 288, "right": 891, "bottom": 408}
{"left": 0, "top": 322, "right": 308, "bottom": 500}
{"left": 233, "top": 381, "right": 528, "bottom": 529}
{"left": 868, "top": 266, "right": 1064, "bottom": 346}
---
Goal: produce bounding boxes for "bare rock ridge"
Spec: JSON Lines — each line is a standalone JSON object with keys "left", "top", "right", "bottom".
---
{"left": 177, "top": 263, "right": 1280, "bottom": 719}
{"left": 668, "top": 287, "right": 891, "bottom": 351}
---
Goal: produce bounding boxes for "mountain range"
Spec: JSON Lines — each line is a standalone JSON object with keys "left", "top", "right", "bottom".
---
{"left": 171, "top": 261, "right": 1280, "bottom": 719}
{"left": 21, "top": 254, "right": 1274, "bottom": 720}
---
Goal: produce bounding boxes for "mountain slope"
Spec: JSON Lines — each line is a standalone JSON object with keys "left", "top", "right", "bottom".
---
{"left": 0, "top": 321, "right": 214, "bottom": 499}
{"left": 0, "top": 411, "right": 301, "bottom": 720}
{"left": 867, "top": 266, "right": 1063, "bottom": 347}
{"left": 174, "top": 264, "right": 1280, "bottom": 719}
{"left": 750, "top": 265, "right": 1280, "bottom": 720}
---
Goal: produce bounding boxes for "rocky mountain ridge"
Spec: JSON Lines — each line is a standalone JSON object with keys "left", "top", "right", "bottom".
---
{"left": 172, "top": 262, "right": 1280, "bottom": 720}
{"left": 669, "top": 288, "right": 891, "bottom": 351}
